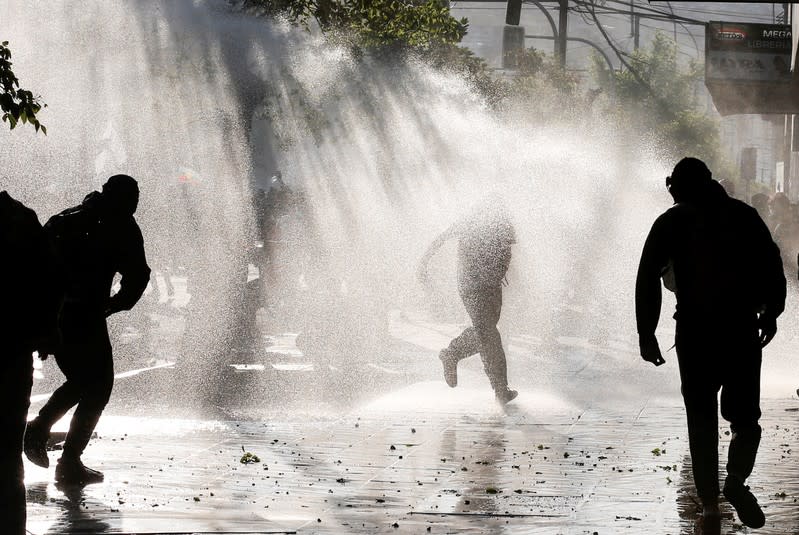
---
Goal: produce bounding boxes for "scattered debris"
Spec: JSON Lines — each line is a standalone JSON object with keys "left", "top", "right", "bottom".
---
{"left": 240, "top": 452, "right": 260, "bottom": 464}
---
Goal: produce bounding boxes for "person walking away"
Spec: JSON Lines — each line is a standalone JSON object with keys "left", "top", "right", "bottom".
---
{"left": 24, "top": 174, "right": 151, "bottom": 485}
{"left": 0, "top": 191, "right": 62, "bottom": 534}
{"left": 636, "top": 158, "right": 785, "bottom": 528}
{"left": 417, "top": 194, "right": 518, "bottom": 405}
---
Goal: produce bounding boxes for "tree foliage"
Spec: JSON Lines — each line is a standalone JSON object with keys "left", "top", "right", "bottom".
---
{"left": 416, "top": 42, "right": 507, "bottom": 106}
{"left": 0, "top": 41, "right": 46, "bottom": 133}
{"left": 591, "top": 32, "right": 728, "bottom": 172}
{"left": 507, "top": 48, "right": 580, "bottom": 99}
{"left": 239, "top": 0, "right": 467, "bottom": 48}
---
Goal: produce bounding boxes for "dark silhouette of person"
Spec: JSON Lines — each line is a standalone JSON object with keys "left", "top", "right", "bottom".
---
{"left": 417, "top": 194, "right": 518, "bottom": 405}
{"left": 770, "top": 191, "right": 790, "bottom": 225}
{"left": 24, "top": 175, "right": 151, "bottom": 485}
{"left": 0, "top": 191, "right": 62, "bottom": 535}
{"left": 636, "top": 158, "right": 785, "bottom": 528}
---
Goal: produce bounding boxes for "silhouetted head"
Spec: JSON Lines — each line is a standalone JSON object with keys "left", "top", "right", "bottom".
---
{"left": 666, "top": 157, "right": 713, "bottom": 203}
{"left": 101, "top": 174, "right": 139, "bottom": 217}
{"left": 750, "top": 192, "right": 769, "bottom": 221}
{"left": 770, "top": 192, "right": 790, "bottom": 222}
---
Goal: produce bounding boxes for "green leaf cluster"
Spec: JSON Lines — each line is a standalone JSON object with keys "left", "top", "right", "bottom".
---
{"left": 504, "top": 47, "right": 583, "bottom": 117}
{"left": 0, "top": 41, "right": 46, "bottom": 133}
{"left": 241, "top": 0, "right": 467, "bottom": 49}
{"left": 591, "top": 32, "right": 729, "bottom": 174}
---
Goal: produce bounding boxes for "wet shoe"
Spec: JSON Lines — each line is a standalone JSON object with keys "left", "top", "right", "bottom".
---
{"left": 439, "top": 349, "right": 457, "bottom": 388}
{"left": 24, "top": 419, "right": 50, "bottom": 469}
{"left": 55, "top": 458, "right": 104, "bottom": 486}
{"left": 723, "top": 476, "right": 765, "bottom": 528}
{"left": 496, "top": 388, "right": 518, "bottom": 405}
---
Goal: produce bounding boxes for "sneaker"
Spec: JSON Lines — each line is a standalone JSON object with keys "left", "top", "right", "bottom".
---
{"left": 496, "top": 388, "right": 518, "bottom": 405}
{"left": 55, "top": 458, "right": 104, "bottom": 486}
{"left": 23, "top": 419, "right": 50, "bottom": 469}
{"left": 439, "top": 349, "right": 457, "bottom": 388}
{"left": 723, "top": 476, "right": 765, "bottom": 529}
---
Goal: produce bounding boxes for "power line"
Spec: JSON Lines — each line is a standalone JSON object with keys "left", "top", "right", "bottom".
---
{"left": 580, "top": 0, "right": 684, "bottom": 121}
{"left": 569, "top": 2, "right": 704, "bottom": 25}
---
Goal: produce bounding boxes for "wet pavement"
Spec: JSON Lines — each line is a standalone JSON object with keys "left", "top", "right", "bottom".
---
{"left": 23, "top": 289, "right": 799, "bottom": 534}
{"left": 24, "top": 384, "right": 799, "bottom": 534}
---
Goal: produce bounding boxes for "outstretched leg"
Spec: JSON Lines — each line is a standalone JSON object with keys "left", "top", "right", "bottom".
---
{"left": 461, "top": 285, "right": 514, "bottom": 402}
{"left": 439, "top": 326, "right": 481, "bottom": 387}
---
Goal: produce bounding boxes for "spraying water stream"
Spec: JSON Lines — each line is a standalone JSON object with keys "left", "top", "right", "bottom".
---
{"left": 2, "top": 0, "right": 796, "bottom": 419}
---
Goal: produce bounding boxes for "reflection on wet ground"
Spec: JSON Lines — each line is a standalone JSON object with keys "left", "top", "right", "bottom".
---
{"left": 24, "top": 384, "right": 799, "bottom": 534}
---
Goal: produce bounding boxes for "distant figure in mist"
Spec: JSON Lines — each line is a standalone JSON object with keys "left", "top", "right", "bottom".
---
{"left": 749, "top": 193, "right": 769, "bottom": 224}
{"left": 417, "top": 195, "right": 518, "bottom": 405}
{"left": 0, "top": 192, "right": 62, "bottom": 535}
{"left": 636, "top": 158, "right": 785, "bottom": 528}
{"left": 24, "top": 175, "right": 151, "bottom": 486}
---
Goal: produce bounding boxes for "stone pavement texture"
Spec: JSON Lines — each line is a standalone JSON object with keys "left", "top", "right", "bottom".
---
{"left": 22, "top": 300, "right": 799, "bottom": 534}
{"left": 24, "top": 383, "right": 799, "bottom": 535}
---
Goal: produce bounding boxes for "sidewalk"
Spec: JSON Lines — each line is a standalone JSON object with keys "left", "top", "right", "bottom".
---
{"left": 24, "top": 382, "right": 799, "bottom": 535}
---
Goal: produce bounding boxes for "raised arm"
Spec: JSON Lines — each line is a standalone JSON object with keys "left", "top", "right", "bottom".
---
{"left": 417, "top": 223, "right": 459, "bottom": 284}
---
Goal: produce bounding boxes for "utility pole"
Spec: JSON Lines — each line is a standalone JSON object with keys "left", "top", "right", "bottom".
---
{"left": 503, "top": 0, "right": 525, "bottom": 69}
{"left": 629, "top": 0, "right": 634, "bottom": 40}
{"left": 627, "top": 2, "right": 641, "bottom": 51}
{"left": 558, "top": 0, "right": 568, "bottom": 67}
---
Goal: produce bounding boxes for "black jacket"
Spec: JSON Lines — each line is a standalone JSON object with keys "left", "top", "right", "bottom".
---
{"left": 0, "top": 191, "right": 62, "bottom": 350}
{"left": 45, "top": 192, "right": 150, "bottom": 316}
{"left": 636, "top": 181, "right": 786, "bottom": 335}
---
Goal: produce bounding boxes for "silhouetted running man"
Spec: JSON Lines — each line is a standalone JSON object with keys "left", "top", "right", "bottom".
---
{"left": 24, "top": 175, "right": 151, "bottom": 485}
{"left": 636, "top": 158, "right": 785, "bottom": 529}
{"left": 417, "top": 195, "right": 518, "bottom": 405}
{"left": 0, "top": 191, "right": 62, "bottom": 535}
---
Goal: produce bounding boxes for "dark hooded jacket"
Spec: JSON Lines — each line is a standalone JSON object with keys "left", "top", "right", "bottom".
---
{"left": 45, "top": 191, "right": 150, "bottom": 316}
{"left": 0, "top": 191, "right": 62, "bottom": 350}
{"left": 636, "top": 180, "right": 786, "bottom": 334}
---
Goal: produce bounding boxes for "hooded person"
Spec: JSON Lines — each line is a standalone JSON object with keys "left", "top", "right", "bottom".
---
{"left": 24, "top": 174, "right": 151, "bottom": 485}
{"left": 635, "top": 157, "right": 785, "bottom": 528}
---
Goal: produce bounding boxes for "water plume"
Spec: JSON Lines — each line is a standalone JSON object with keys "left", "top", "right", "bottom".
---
{"left": 1, "top": 0, "right": 698, "bottom": 412}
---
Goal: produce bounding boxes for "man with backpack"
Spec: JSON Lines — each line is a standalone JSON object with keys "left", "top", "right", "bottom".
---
{"left": 636, "top": 158, "right": 786, "bottom": 528}
{"left": 24, "top": 174, "right": 150, "bottom": 485}
{"left": 0, "top": 191, "right": 62, "bottom": 534}
{"left": 417, "top": 194, "right": 518, "bottom": 405}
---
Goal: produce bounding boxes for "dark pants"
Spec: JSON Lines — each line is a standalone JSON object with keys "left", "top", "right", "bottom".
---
{"left": 0, "top": 348, "right": 33, "bottom": 535}
{"left": 34, "top": 310, "right": 114, "bottom": 461}
{"left": 445, "top": 284, "right": 509, "bottom": 393}
{"left": 675, "top": 319, "right": 762, "bottom": 502}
